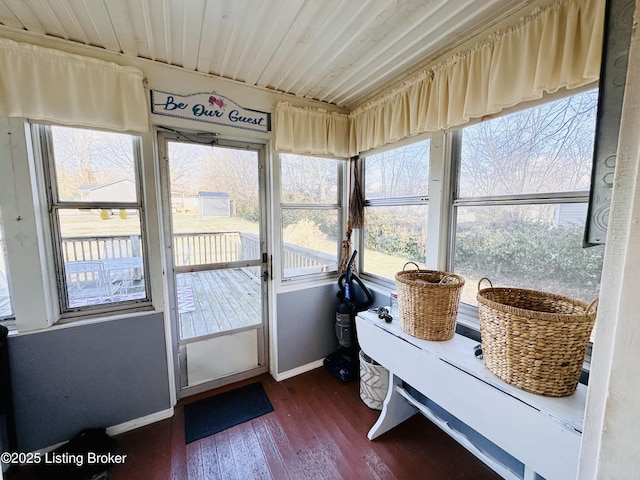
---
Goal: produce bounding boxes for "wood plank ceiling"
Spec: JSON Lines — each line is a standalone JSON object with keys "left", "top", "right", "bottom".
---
{"left": 0, "top": 0, "right": 537, "bottom": 109}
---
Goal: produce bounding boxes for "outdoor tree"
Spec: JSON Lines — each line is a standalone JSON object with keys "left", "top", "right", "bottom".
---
{"left": 167, "top": 141, "right": 208, "bottom": 194}
{"left": 51, "top": 127, "right": 135, "bottom": 200}
{"left": 365, "top": 140, "right": 429, "bottom": 199}
{"left": 459, "top": 91, "right": 597, "bottom": 200}
{"left": 280, "top": 155, "right": 338, "bottom": 204}
{"left": 195, "top": 147, "right": 259, "bottom": 220}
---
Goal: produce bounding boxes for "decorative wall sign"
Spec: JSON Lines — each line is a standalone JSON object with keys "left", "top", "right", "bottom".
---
{"left": 150, "top": 90, "right": 271, "bottom": 133}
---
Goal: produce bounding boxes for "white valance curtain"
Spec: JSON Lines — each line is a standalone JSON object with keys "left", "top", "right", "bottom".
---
{"left": 0, "top": 38, "right": 148, "bottom": 132}
{"left": 274, "top": 102, "right": 350, "bottom": 158}
{"left": 349, "top": 0, "right": 604, "bottom": 154}
{"left": 274, "top": 0, "right": 604, "bottom": 158}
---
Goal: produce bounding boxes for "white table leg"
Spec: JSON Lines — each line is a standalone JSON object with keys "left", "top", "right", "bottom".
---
{"left": 367, "top": 373, "right": 418, "bottom": 440}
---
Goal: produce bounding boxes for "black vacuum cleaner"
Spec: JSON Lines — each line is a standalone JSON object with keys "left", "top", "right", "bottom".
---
{"left": 323, "top": 250, "right": 373, "bottom": 382}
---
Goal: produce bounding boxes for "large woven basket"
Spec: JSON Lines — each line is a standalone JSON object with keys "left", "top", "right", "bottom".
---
{"left": 395, "top": 263, "right": 464, "bottom": 341}
{"left": 477, "top": 278, "right": 597, "bottom": 397}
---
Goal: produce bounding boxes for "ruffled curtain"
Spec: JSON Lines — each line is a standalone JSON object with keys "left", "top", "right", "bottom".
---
{"left": 0, "top": 38, "right": 148, "bottom": 132}
{"left": 274, "top": 102, "right": 350, "bottom": 158}
{"left": 348, "top": 0, "right": 604, "bottom": 155}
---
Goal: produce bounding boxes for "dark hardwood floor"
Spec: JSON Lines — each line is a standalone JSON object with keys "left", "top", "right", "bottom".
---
{"left": 8, "top": 367, "right": 501, "bottom": 479}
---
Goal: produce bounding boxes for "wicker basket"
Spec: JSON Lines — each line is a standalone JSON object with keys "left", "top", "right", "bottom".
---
{"left": 477, "top": 278, "right": 597, "bottom": 397}
{"left": 395, "top": 263, "right": 464, "bottom": 341}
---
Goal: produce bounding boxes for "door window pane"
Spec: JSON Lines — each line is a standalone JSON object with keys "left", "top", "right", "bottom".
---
{"left": 168, "top": 142, "right": 260, "bottom": 267}
{"left": 167, "top": 141, "right": 264, "bottom": 343}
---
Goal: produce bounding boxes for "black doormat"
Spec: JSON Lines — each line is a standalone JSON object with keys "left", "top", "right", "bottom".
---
{"left": 184, "top": 381, "right": 274, "bottom": 444}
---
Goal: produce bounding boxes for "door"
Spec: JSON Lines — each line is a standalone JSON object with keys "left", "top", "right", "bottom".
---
{"left": 159, "top": 132, "right": 269, "bottom": 398}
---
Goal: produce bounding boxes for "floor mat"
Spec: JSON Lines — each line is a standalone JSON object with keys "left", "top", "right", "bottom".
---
{"left": 184, "top": 382, "right": 274, "bottom": 443}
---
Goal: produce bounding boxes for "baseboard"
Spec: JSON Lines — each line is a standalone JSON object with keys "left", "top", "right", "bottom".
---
{"left": 274, "top": 359, "right": 324, "bottom": 381}
{"left": 106, "top": 407, "right": 174, "bottom": 437}
{"left": 28, "top": 407, "right": 175, "bottom": 457}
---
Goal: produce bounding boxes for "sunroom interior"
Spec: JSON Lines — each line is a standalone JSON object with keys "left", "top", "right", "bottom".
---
{"left": 0, "top": 0, "right": 639, "bottom": 478}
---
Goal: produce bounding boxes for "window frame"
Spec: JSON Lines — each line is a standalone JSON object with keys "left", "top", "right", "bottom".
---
{"left": 359, "top": 136, "right": 431, "bottom": 288}
{"left": 278, "top": 152, "right": 344, "bottom": 283}
{"left": 447, "top": 90, "right": 600, "bottom": 328}
{"left": 34, "top": 123, "right": 151, "bottom": 316}
{"left": 0, "top": 219, "right": 13, "bottom": 323}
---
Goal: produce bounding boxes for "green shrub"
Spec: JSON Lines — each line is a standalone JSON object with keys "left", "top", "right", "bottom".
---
{"left": 364, "top": 212, "right": 425, "bottom": 260}
{"left": 455, "top": 220, "right": 603, "bottom": 300}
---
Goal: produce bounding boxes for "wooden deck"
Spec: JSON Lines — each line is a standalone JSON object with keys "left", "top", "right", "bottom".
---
{"left": 176, "top": 268, "right": 262, "bottom": 340}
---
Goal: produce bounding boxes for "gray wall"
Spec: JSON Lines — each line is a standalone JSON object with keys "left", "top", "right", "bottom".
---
{"left": 8, "top": 312, "right": 170, "bottom": 451}
{"left": 276, "top": 283, "right": 381, "bottom": 374}
{"left": 276, "top": 284, "right": 339, "bottom": 374}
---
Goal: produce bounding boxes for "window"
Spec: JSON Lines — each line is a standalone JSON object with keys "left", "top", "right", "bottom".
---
{"left": 35, "top": 125, "right": 149, "bottom": 313}
{"left": 452, "top": 90, "right": 604, "bottom": 309}
{"left": 362, "top": 139, "right": 430, "bottom": 282}
{"left": 279, "top": 154, "right": 341, "bottom": 280}
{"left": 0, "top": 220, "right": 12, "bottom": 321}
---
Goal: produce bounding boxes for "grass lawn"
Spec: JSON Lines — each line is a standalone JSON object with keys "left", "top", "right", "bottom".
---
{"left": 59, "top": 211, "right": 260, "bottom": 237}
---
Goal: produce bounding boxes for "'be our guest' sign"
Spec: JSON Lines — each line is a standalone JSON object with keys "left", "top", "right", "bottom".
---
{"left": 150, "top": 90, "right": 271, "bottom": 133}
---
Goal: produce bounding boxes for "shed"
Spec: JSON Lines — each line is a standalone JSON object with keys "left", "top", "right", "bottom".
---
{"left": 198, "top": 192, "right": 230, "bottom": 217}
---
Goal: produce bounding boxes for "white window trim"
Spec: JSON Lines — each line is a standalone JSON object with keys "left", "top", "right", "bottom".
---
{"left": 357, "top": 132, "right": 435, "bottom": 289}
{"left": 0, "top": 118, "right": 56, "bottom": 331}
{"left": 33, "top": 123, "right": 152, "bottom": 318}
{"left": 445, "top": 96, "right": 598, "bottom": 368}
{"left": 358, "top": 90, "right": 597, "bottom": 344}
{"left": 275, "top": 152, "right": 344, "bottom": 288}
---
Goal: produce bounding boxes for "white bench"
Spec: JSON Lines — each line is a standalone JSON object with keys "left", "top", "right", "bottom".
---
{"left": 356, "top": 311, "right": 586, "bottom": 480}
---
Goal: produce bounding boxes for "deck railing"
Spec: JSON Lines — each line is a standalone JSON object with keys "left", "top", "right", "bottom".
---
{"left": 61, "top": 231, "right": 335, "bottom": 274}
{"left": 61, "top": 235, "right": 142, "bottom": 262}
{"left": 173, "top": 232, "right": 241, "bottom": 266}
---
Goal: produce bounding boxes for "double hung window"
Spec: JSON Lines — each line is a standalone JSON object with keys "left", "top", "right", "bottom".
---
{"left": 452, "top": 90, "right": 604, "bottom": 308}
{"left": 362, "top": 139, "right": 430, "bottom": 282}
{"left": 279, "top": 154, "right": 342, "bottom": 280}
{"left": 35, "top": 125, "right": 149, "bottom": 313}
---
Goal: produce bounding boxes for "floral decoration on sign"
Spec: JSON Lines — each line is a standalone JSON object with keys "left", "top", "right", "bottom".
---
{"left": 209, "top": 96, "right": 225, "bottom": 109}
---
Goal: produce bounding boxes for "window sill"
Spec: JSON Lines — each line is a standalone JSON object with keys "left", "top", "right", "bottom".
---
{"left": 57, "top": 303, "right": 155, "bottom": 325}
{"left": 277, "top": 272, "right": 339, "bottom": 293}
{"left": 370, "top": 297, "right": 593, "bottom": 379}
{"left": 6, "top": 305, "right": 156, "bottom": 336}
